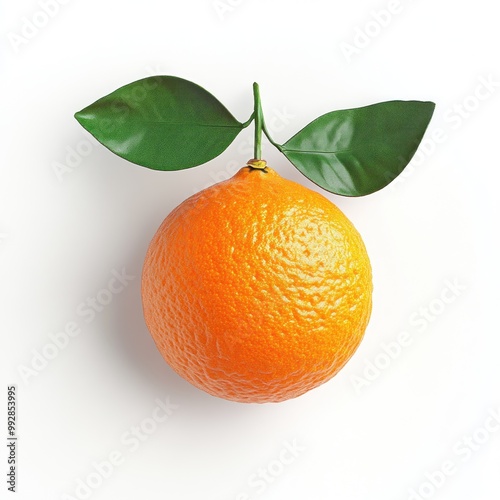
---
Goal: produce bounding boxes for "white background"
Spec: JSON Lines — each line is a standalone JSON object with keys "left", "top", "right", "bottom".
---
{"left": 1, "top": 1, "right": 500, "bottom": 499}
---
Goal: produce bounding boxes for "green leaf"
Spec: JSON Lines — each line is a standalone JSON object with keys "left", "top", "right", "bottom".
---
{"left": 278, "top": 100, "right": 436, "bottom": 196}
{"left": 75, "top": 76, "right": 248, "bottom": 170}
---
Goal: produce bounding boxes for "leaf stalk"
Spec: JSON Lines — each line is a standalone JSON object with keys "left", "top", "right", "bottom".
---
{"left": 253, "top": 83, "right": 263, "bottom": 160}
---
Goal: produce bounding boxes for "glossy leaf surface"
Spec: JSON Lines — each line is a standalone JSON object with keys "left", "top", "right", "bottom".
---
{"left": 75, "top": 76, "right": 246, "bottom": 170}
{"left": 279, "top": 100, "right": 436, "bottom": 196}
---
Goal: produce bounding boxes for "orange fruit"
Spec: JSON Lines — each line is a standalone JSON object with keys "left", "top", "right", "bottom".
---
{"left": 142, "top": 161, "right": 372, "bottom": 403}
